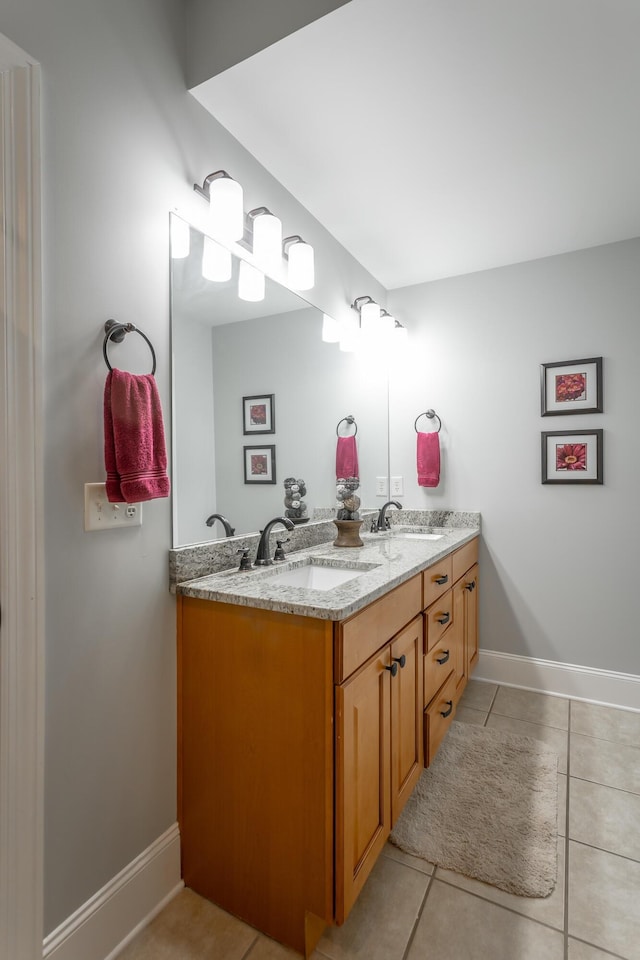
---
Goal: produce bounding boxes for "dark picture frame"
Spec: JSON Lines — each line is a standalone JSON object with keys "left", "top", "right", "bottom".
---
{"left": 242, "top": 394, "right": 275, "bottom": 434}
{"left": 540, "top": 357, "right": 603, "bottom": 416}
{"left": 243, "top": 445, "right": 276, "bottom": 484}
{"left": 541, "top": 429, "right": 603, "bottom": 485}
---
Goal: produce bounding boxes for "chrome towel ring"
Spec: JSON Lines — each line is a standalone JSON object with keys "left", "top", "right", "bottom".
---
{"left": 103, "top": 319, "right": 157, "bottom": 375}
{"left": 414, "top": 409, "right": 442, "bottom": 433}
{"left": 336, "top": 415, "right": 358, "bottom": 437}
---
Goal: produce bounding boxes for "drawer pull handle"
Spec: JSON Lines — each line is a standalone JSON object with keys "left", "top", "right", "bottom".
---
{"left": 436, "top": 612, "right": 450, "bottom": 625}
{"left": 385, "top": 662, "right": 399, "bottom": 677}
{"left": 393, "top": 654, "right": 407, "bottom": 669}
{"left": 436, "top": 650, "right": 450, "bottom": 665}
{"left": 440, "top": 700, "right": 453, "bottom": 718}
{"left": 465, "top": 580, "right": 476, "bottom": 592}
{"left": 434, "top": 575, "right": 449, "bottom": 585}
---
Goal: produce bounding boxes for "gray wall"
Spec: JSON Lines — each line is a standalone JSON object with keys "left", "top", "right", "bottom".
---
{"left": 389, "top": 238, "right": 640, "bottom": 676}
{"left": 186, "top": 0, "right": 352, "bottom": 87}
{"left": 0, "top": 0, "right": 382, "bottom": 934}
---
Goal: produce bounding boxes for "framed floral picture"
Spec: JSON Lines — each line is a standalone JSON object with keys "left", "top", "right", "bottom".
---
{"left": 242, "top": 394, "right": 275, "bottom": 434}
{"left": 540, "top": 357, "right": 603, "bottom": 416}
{"left": 243, "top": 445, "right": 276, "bottom": 484}
{"left": 541, "top": 430, "right": 603, "bottom": 484}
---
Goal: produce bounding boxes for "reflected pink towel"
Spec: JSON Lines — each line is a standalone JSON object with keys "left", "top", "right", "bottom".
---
{"left": 336, "top": 435, "right": 359, "bottom": 479}
{"left": 417, "top": 431, "right": 440, "bottom": 487}
{"left": 104, "top": 369, "right": 171, "bottom": 503}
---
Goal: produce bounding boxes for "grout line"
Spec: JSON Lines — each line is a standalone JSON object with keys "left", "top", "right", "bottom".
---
{"left": 400, "top": 871, "right": 435, "bottom": 960}
{"left": 569, "top": 836, "right": 640, "bottom": 866}
{"left": 567, "top": 936, "right": 630, "bottom": 960}
{"left": 239, "top": 933, "right": 261, "bottom": 959}
{"left": 430, "top": 872, "right": 565, "bottom": 934}
{"left": 569, "top": 773, "right": 640, "bottom": 800}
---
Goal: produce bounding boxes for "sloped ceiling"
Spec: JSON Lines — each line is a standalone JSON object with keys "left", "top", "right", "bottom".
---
{"left": 191, "top": 0, "right": 640, "bottom": 289}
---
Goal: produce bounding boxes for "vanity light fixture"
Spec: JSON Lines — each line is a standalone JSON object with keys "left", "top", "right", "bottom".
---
{"left": 352, "top": 296, "right": 381, "bottom": 332}
{"left": 379, "top": 309, "right": 396, "bottom": 336}
{"left": 283, "top": 235, "right": 315, "bottom": 290}
{"left": 170, "top": 216, "right": 190, "bottom": 259}
{"left": 321, "top": 313, "right": 341, "bottom": 343}
{"left": 238, "top": 259, "right": 265, "bottom": 302}
{"left": 339, "top": 314, "right": 361, "bottom": 353}
{"left": 194, "top": 170, "right": 244, "bottom": 242}
{"left": 249, "top": 207, "right": 283, "bottom": 272}
{"left": 202, "top": 235, "right": 232, "bottom": 283}
{"left": 393, "top": 319, "right": 408, "bottom": 346}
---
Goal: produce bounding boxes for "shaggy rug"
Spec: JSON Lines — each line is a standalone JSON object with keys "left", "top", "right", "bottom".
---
{"left": 389, "top": 721, "right": 559, "bottom": 897}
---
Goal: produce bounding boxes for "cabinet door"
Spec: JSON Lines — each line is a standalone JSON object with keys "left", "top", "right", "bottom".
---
{"left": 465, "top": 563, "right": 479, "bottom": 675}
{"left": 390, "top": 617, "right": 424, "bottom": 824}
{"left": 452, "top": 576, "right": 467, "bottom": 698}
{"left": 335, "top": 648, "right": 391, "bottom": 923}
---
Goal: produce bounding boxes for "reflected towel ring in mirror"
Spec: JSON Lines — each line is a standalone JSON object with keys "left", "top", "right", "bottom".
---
{"left": 103, "top": 319, "right": 157, "bottom": 375}
{"left": 336, "top": 415, "right": 358, "bottom": 437}
{"left": 414, "top": 409, "right": 441, "bottom": 433}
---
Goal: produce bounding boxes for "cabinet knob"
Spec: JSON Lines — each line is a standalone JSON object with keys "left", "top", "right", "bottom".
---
{"left": 436, "top": 612, "right": 450, "bottom": 625}
{"left": 434, "top": 574, "right": 449, "bottom": 585}
{"left": 393, "top": 655, "right": 407, "bottom": 669}
{"left": 465, "top": 580, "right": 476, "bottom": 592}
{"left": 385, "top": 662, "right": 399, "bottom": 677}
{"left": 435, "top": 650, "right": 450, "bottom": 665}
{"left": 440, "top": 700, "right": 453, "bottom": 718}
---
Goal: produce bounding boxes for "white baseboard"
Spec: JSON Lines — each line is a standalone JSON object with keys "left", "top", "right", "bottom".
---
{"left": 476, "top": 649, "right": 640, "bottom": 713}
{"left": 43, "top": 823, "right": 183, "bottom": 960}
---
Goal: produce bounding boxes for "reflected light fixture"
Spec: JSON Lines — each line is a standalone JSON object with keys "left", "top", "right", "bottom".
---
{"left": 393, "top": 319, "right": 408, "bottom": 346}
{"left": 321, "top": 314, "right": 341, "bottom": 343}
{"left": 238, "top": 259, "right": 265, "bottom": 302}
{"left": 194, "top": 170, "right": 244, "bottom": 242}
{"left": 339, "top": 314, "right": 360, "bottom": 352}
{"left": 249, "top": 207, "right": 283, "bottom": 272}
{"left": 283, "top": 235, "right": 315, "bottom": 290}
{"left": 202, "top": 235, "right": 232, "bottom": 282}
{"left": 380, "top": 309, "right": 396, "bottom": 335}
{"left": 170, "top": 216, "right": 190, "bottom": 259}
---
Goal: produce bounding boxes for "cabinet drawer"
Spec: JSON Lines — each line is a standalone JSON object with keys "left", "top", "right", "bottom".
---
{"left": 424, "top": 589, "right": 453, "bottom": 652}
{"left": 424, "top": 671, "right": 457, "bottom": 767}
{"left": 422, "top": 555, "right": 453, "bottom": 609}
{"left": 337, "top": 575, "right": 422, "bottom": 682}
{"left": 424, "top": 635, "right": 455, "bottom": 706}
{"left": 452, "top": 537, "right": 479, "bottom": 583}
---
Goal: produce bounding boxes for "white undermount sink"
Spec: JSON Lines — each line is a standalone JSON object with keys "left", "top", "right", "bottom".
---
{"left": 267, "top": 558, "right": 379, "bottom": 591}
{"left": 391, "top": 526, "right": 445, "bottom": 541}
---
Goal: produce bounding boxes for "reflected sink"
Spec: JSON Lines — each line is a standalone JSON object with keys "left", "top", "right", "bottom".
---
{"left": 267, "top": 558, "right": 379, "bottom": 591}
{"left": 391, "top": 526, "right": 445, "bottom": 541}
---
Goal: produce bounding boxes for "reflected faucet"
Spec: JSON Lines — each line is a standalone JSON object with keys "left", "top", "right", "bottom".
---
{"left": 254, "top": 516, "right": 295, "bottom": 566}
{"left": 372, "top": 500, "right": 402, "bottom": 532}
{"left": 205, "top": 513, "right": 236, "bottom": 537}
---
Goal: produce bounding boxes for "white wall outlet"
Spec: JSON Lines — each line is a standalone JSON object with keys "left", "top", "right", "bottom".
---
{"left": 391, "top": 476, "right": 404, "bottom": 497}
{"left": 84, "top": 482, "right": 143, "bottom": 531}
{"left": 375, "top": 476, "right": 389, "bottom": 497}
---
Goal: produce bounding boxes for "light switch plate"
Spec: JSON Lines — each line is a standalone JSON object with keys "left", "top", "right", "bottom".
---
{"left": 375, "top": 477, "right": 389, "bottom": 497}
{"left": 84, "top": 482, "right": 142, "bottom": 531}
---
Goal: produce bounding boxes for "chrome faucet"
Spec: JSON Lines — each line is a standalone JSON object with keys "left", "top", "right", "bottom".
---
{"left": 372, "top": 500, "right": 402, "bottom": 532}
{"left": 205, "top": 513, "right": 235, "bottom": 537}
{"left": 254, "top": 516, "right": 295, "bottom": 565}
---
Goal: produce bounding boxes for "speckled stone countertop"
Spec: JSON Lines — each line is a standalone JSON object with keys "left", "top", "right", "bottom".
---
{"left": 176, "top": 516, "right": 480, "bottom": 621}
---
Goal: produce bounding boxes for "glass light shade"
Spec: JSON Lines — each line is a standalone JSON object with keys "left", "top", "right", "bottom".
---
{"left": 252, "top": 212, "right": 283, "bottom": 272}
{"left": 339, "top": 315, "right": 361, "bottom": 353}
{"left": 170, "top": 217, "right": 190, "bottom": 259}
{"left": 380, "top": 311, "right": 396, "bottom": 335}
{"left": 202, "top": 236, "right": 232, "bottom": 282}
{"left": 209, "top": 176, "right": 244, "bottom": 241}
{"left": 238, "top": 259, "right": 265, "bottom": 302}
{"left": 322, "top": 314, "right": 341, "bottom": 343}
{"left": 287, "top": 241, "right": 314, "bottom": 290}
{"left": 394, "top": 323, "right": 409, "bottom": 347}
{"left": 360, "top": 300, "right": 381, "bottom": 331}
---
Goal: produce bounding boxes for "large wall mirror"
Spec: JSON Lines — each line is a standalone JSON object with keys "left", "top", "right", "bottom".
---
{"left": 170, "top": 214, "right": 390, "bottom": 548}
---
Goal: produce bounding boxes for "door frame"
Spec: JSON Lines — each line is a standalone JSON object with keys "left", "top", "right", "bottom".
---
{"left": 0, "top": 54, "right": 44, "bottom": 959}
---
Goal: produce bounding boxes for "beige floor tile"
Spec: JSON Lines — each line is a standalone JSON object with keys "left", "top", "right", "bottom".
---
{"left": 492, "top": 687, "right": 569, "bottom": 730}
{"left": 382, "top": 840, "right": 434, "bottom": 875}
{"left": 406, "top": 879, "right": 564, "bottom": 960}
{"left": 569, "top": 777, "right": 640, "bottom": 861}
{"left": 568, "top": 939, "right": 618, "bottom": 959}
{"left": 455, "top": 705, "right": 488, "bottom": 725}
{"left": 486, "top": 714, "right": 567, "bottom": 773}
{"left": 435, "top": 836, "right": 566, "bottom": 931}
{"left": 570, "top": 733, "right": 640, "bottom": 795}
{"left": 558, "top": 774, "right": 567, "bottom": 837}
{"left": 316, "top": 854, "right": 429, "bottom": 960}
{"left": 248, "top": 935, "right": 302, "bottom": 959}
{"left": 459, "top": 679, "right": 497, "bottom": 711}
{"left": 116, "top": 888, "right": 258, "bottom": 960}
{"left": 568, "top": 841, "right": 640, "bottom": 959}
{"left": 571, "top": 701, "right": 640, "bottom": 747}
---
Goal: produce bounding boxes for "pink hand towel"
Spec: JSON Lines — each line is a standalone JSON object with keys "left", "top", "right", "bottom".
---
{"left": 336, "top": 435, "right": 359, "bottom": 479}
{"left": 104, "top": 369, "right": 171, "bottom": 503}
{"left": 417, "top": 431, "right": 440, "bottom": 488}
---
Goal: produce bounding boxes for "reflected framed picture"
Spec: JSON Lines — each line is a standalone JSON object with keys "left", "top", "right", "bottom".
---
{"left": 541, "top": 429, "right": 603, "bottom": 484}
{"left": 540, "top": 357, "right": 603, "bottom": 416}
{"left": 243, "top": 445, "right": 276, "bottom": 484}
{"left": 242, "top": 394, "right": 275, "bottom": 434}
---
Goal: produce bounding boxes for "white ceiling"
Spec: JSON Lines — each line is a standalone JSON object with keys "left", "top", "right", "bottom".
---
{"left": 192, "top": 0, "right": 640, "bottom": 290}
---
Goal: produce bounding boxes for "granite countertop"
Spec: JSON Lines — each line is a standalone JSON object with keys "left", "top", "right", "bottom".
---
{"left": 176, "top": 524, "right": 480, "bottom": 621}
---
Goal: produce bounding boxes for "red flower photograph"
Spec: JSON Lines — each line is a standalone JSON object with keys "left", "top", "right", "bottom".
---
{"left": 249, "top": 404, "right": 267, "bottom": 425}
{"left": 555, "top": 443, "right": 587, "bottom": 471}
{"left": 555, "top": 372, "right": 586, "bottom": 403}
{"left": 541, "top": 358, "right": 602, "bottom": 416}
{"left": 250, "top": 454, "right": 267, "bottom": 475}
{"left": 542, "top": 430, "right": 603, "bottom": 484}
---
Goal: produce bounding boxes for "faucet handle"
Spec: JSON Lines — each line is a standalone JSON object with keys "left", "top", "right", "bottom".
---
{"left": 236, "top": 547, "right": 252, "bottom": 571}
{"left": 274, "top": 538, "right": 290, "bottom": 561}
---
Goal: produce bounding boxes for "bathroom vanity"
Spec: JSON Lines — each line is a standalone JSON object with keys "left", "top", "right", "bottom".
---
{"left": 176, "top": 525, "right": 479, "bottom": 957}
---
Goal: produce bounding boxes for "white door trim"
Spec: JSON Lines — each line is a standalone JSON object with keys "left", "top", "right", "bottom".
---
{"left": 0, "top": 59, "right": 44, "bottom": 960}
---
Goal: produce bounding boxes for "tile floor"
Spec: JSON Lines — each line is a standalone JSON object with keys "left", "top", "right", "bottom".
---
{"left": 118, "top": 681, "right": 640, "bottom": 960}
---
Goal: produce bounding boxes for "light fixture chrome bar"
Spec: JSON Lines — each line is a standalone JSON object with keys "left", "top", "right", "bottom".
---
{"left": 193, "top": 169, "right": 232, "bottom": 200}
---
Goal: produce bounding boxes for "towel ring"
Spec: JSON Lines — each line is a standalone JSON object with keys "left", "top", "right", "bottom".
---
{"left": 103, "top": 320, "right": 157, "bottom": 375}
{"left": 414, "top": 409, "right": 441, "bottom": 433}
{"left": 336, "top": 415, "right": 358, "bottom": 437}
